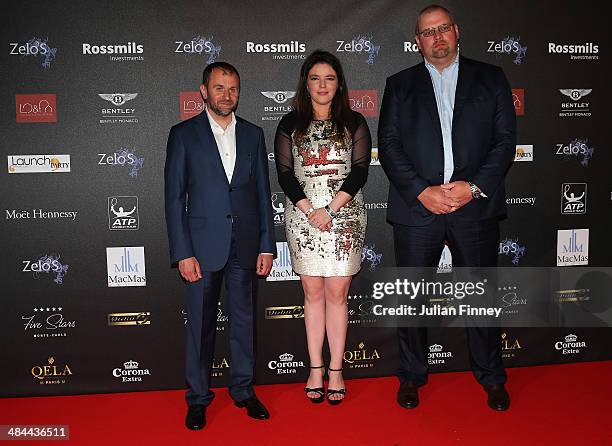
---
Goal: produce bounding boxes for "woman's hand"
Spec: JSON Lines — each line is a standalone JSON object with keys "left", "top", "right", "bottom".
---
{"left": 308, "top": 208, "right": 332, "bottom": 231}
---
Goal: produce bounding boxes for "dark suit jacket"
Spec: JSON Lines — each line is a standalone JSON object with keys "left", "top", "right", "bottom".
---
{"left": 164, "top": 112, "right": 276, "bottom": 271}
{"left": 378, "top": 56, "right": 517, "bottom": 226}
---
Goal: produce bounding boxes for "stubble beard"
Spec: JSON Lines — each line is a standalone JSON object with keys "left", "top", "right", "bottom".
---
{"left": 208, "top": 102, "right": 236, "bottom": 117}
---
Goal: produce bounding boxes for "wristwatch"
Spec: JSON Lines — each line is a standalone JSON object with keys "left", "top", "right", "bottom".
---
{"left": 468, "top": 182, "right": 482, "bottom": 199}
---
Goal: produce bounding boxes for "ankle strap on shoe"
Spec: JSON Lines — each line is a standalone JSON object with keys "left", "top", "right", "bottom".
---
{"left": 328, "top": 367, "right": 343, "bottom": 372}
{"left": 309, "top": 365, "right": 324, "bottom": 369}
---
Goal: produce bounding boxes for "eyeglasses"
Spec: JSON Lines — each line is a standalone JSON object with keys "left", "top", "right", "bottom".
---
{"left": 417, "top": 23, "right": 454, "bottom": 38}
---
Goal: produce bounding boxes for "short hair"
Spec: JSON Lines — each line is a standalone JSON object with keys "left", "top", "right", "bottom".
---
{"left": 202, "top": 62, "right": 240, "bottom": 86}
{"left": 415, "top": 4, "right": 455, "bottom": 35}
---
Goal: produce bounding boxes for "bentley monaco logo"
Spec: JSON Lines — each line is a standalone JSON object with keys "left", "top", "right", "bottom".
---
{"left": 560, "top": 89, "right": 591, "bottom": 101}
{"left": 98, "top": 93, "right": 138, "bottom": 106}
{"left": 261, "top": 91, "right": 295, "bottom": 104}
{"left": 559, "top": 89, "right": 592, "bottom": 117}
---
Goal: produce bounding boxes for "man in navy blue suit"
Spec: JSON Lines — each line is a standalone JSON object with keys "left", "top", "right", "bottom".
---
{"left": 165, "top": 62, "right": 276, "bottom": 430}
{"left": 379, "top": 5, "right": 516, "bottom": 411}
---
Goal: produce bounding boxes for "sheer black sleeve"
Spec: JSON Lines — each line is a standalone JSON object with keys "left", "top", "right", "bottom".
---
{"left": 339, "top": 112, "right": 371, "bottom": 197}
{"left": 274, "top": 113, "right": 307, "bottom": 205}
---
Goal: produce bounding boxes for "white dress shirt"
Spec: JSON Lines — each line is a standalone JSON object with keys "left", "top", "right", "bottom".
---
{"left": 206, "top": 107, "right": 237, "bottom": 183}
{"left": 205, "top": 107, "right": 273, "bottom": 257}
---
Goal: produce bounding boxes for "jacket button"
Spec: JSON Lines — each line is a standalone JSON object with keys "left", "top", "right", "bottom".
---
{"left": 229, "top": 187, "right": 233, "bottom": 192}
{"left": 438, "top": 172, "right": 443, "bottom": 177}
{"left": 226, "top": 214, "right": 231, "bottom": 219}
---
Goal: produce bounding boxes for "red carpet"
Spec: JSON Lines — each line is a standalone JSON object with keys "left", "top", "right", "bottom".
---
{"left": 1, "top": 361, "right": 610, "bottom": 445}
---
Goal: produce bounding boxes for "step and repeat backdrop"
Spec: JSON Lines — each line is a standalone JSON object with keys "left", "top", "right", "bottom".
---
{"left": 1, "top": 0, "right": 610, "bottom": 397}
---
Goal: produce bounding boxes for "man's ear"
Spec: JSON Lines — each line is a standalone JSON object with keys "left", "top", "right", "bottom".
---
{"left": 199, "top": 84, "right": 207, "bottom": 101}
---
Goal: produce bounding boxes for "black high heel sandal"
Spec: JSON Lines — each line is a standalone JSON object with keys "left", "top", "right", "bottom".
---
{"left": 304, "top": 365, "right": 325, "bottom": 404}
{"left": 326, "top": 367, "right": 346, "bottom": 406}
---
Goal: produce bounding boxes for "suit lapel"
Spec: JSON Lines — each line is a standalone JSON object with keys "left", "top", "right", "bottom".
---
{"left": 415, "top": 63, "right": 443, "bottom": 144}
{"left": 452, "top": 56, "right": 476, "bottom": 127}
{"left": 193, "top": 112, "right": 229, "bottom": 185}
{"left": 231, "top": 119, "right": 247, "bottom": 187}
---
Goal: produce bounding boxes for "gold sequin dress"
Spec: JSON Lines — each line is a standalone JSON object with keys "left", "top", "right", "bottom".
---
{"left": 275, "top": 112, "right": 371, "bottom": 277}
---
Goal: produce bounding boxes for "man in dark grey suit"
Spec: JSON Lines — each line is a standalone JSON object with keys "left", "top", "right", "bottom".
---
{"left": 378, "top": 5, "right": 516, "bottom": 411}
{"left": 165, "top": 62, "right": 276, "bottom": 429}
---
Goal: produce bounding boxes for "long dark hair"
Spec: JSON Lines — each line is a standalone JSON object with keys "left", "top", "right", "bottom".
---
{"left": 293, "top": 50, "right": 352, "bottom": 142}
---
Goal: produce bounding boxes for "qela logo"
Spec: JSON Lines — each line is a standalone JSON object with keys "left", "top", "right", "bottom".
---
{"left": 361, "top": 244, "right": 382, "bottom": 271}
{"left": 8, "top": 154, "right": 70, "bottom": 174}
{"left": 98, "top": 93, "right": 138, "bottom": 124}
{"left": 98, "top": 149, "right": 144, "bottom": 177}
{"left": 512, "top": 89, "right": 524, "bottom": 116}
{"left": 554, "top": 333, "right": 587, "bottom": 355}
{"left": 261, "top": 91, "right": 295, "bottom": 121}
{"left": 548, "top": 42, "right": 599, "bottom": 60}
{"left": 514, "top": 145, "right": 533, "bottom": 162}
{"left": 498, "top": 238, "right": 526, "bottom": 265}
{"left": 336, "top": 35, "right": 380, "bottom": 64}
{"left": 555, "top": 139, "right": 594, "bottom": 167}
{"left": 22, "top": 254, "right": 69, "bottom": 285}
{"left": 82, "top": 42, "right": 144, "bottom": 61}
{"left": 267, "top": 352, "right": 305, "bottom": 375}
{"left": 16, "top": 94, "right": 57, "bottom": 123}
{"left": 180, "top": 92, "right": 204, "bottom": 121}
{"left": 175, "top": 36, "right": 221, "bottom": 64}
{"left": 108, "top": 312, "right": 151, "bottom": 326}
{"left": 498, "top": 286, "right": 527, "bottom": 316}
{"left": 348, "top": 90, "right": 378, "bottom": 118}
{"left": 271, "top": 192, "right": 285, "bottom": 226}
{"left": 344, "top": 341, "right": 380, "bottom": 369}
{"left": 113, "top": 360, "right": 151, "bottom": 383}
{"left": 559, "top": 89, "right": 592, "bottom": 117}
{"left": 428, "top": 344, "right": 453, "bottom": 365}
{"left": 267, "top": 242, "right": 299, "bottom": 281}
{"left": 501, "top": 332, "right": 521, "bottom": 359}
{"left": 9, "top": 37, "right": 57, "bottom": 68}
{"left": 31, "top": 356, "right": 72, "bottom": 385}
{"left": 106, "top": 246, "right": 146, "bottom": 287}
{"left": 246, "top": 41, "right": 306, "bottom": 60}
{"left": 557, "top": 229, "right": 589, "bottom": 266}
{"left": 211, "top": 357, "right": 230, "bottom": 378}
{"left": 22, "top": 306, "right": 76, "bottom": 339}
{"left": 108, "top": 196, "right": 139, "bottom": 230}
{"left": 561, "top": 183, "right": 587, "bottom": 215}
{"left": 487, "top": 36, "right": 527, "bottom": 64}
{"left": 437, "top": 245, "right": 452, "bottom": 273}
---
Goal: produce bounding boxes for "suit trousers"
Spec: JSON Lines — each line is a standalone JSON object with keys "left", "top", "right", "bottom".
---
{"left": 184, "top": 229, "right": 257, "bottom": 406}
{"left": 393, "top": 213, "right": 507, "bottom": 387}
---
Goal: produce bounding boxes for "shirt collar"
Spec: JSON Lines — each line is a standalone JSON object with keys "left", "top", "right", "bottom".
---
{"left": 424, "top": 51, "right": 460, "bottom": 74}
{"left": 205, "top": 106, "right": 236, "bottom": 133}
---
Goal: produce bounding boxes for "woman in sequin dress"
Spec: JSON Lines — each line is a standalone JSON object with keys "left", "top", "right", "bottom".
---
{"left": 275, "top": 50, "right": 371, "bottom": 405}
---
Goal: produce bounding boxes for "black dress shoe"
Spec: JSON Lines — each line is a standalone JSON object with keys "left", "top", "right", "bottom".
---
{"left": 397, "top": 382, "right": 419, "bottom": 409}
{"left": 484, "top": 384, "right": 510, "bottom": 411}
{"left": 234, "top": 396, "right": 270, "bottom": 420}
{"left": 185, "top": 404, "right": 206, "bottom": 430}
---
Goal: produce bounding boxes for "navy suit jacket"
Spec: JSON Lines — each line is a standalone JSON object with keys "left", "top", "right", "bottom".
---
{"left": 378, "top": 56, "right": 517, "bottom": 226}
{"left": 164, "top": 112, "right": 276, "bottom": 271}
